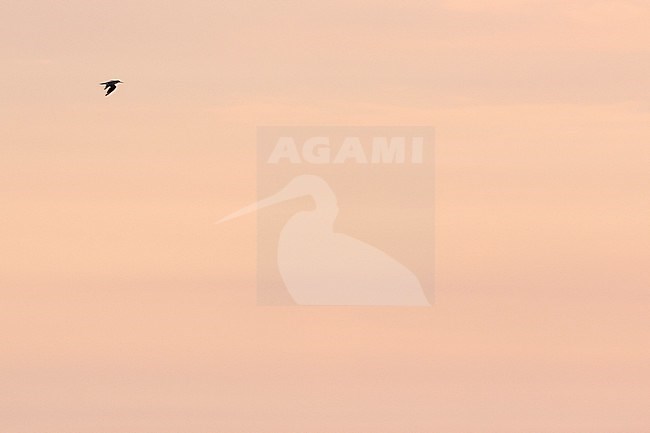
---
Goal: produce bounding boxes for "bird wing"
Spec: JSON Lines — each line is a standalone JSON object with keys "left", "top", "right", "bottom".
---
{"left": 105, "top": 84, "right": 117, "bottom": 96}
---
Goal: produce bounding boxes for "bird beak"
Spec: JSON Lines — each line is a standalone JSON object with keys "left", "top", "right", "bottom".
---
{"left": 216, "top": 186, "right": 299, "bottom": 224}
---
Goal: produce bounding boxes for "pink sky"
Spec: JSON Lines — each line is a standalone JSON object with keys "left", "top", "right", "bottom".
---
{"left": 1, "top": 0, "right": 649, "bottom": 431}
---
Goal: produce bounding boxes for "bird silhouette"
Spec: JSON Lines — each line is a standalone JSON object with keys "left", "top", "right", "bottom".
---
{"left": 218, "top": 175, "right": 430, "bottom": 306}
{"left": 100, "top": 80, "right": 122, "bottom": 96}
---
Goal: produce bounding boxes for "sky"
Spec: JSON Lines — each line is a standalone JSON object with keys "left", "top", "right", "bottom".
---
{"left": 1, "top": 0, "right": 649, "bottom": 432}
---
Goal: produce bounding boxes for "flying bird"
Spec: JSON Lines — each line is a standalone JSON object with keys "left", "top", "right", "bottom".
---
{"left": 100, "top": 80, "right": 122, "bottom": 96}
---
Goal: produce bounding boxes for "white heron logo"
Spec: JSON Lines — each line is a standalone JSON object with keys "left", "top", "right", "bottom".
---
{"left": 219, "top": 175, "right": 430, "bottom": 306}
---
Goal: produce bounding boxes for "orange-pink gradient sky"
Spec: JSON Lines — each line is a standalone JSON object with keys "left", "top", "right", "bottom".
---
{"left": 1, "top": 1, "right": 649, "bottom": 432}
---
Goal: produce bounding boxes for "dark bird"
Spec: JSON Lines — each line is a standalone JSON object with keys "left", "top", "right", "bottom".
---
{"left": 100, "top": 80, "right": 123, "bottom": 96}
